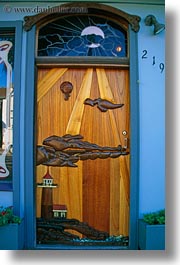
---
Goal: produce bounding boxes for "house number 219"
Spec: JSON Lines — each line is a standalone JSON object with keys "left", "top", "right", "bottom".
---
{"left": 142, "top": 50, "right": 165, "bottom": 73}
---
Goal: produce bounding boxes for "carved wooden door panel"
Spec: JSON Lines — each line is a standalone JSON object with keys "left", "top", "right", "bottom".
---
{"left": 36, "top": 67, "right": 130, "bottom": 244}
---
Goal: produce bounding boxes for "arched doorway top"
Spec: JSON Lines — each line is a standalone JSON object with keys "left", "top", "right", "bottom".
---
{"left": 23, "top": 2, "right": 141, "bottom": 32}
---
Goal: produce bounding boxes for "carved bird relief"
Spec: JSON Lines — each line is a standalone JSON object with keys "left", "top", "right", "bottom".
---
{"left": 84, "top": 98, "right": 124, "bottom": 112}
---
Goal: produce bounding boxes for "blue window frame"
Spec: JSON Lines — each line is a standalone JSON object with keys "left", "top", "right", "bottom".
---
{"left": 0, "top": 30, "right": 15, "bottom": 189}
{"left": 0, "top": 21, "right": 22, "bottom": 215}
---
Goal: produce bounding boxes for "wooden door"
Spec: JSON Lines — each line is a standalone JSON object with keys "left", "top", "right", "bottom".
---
{"left": 36, "top": 67, "right": 130, "bottom": 237}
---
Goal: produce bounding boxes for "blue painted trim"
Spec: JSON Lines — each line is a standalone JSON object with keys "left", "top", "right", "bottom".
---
{"left": 128, "top": 28, "right": 140, "bottom": 250}
{"left": 0, "top": 21, "right": 22, "bottom": 216}
{"left": 35, "top": 244, "right": 130, "bottom": 250}
{"left": 0, "top": 183, "right": 13, "bottom": 191}
{"left": 13, "top": 21, "right": 23, "bottom": 216}
{"left": 24, "top": 26, "right": 36, "bottom": 249}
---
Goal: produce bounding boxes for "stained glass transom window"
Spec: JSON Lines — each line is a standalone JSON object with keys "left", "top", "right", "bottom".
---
{"left": 38, "top": 16, "right": 127, "bottom": 57}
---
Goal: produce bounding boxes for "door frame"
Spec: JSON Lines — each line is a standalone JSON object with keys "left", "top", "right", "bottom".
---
{"left": 23, "top": 3, "right": 140, "bottom": 250}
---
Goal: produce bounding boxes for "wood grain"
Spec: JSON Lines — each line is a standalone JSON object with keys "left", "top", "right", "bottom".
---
{"left": 36, "top": 67, "right": 130, "bottom": 237}
{"left": 96, "top": 68, "right": 129, "bottom": 235}
{"left": 66, "top": 68, "right": 93, "bottom": 134}
{"left": 37, "top": 68, "right": 68, "bottom": 102}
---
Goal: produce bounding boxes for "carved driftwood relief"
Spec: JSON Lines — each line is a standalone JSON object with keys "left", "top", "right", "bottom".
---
{"left": 37, "top": 218, "right": 129, "bottom": 245}
{"left": 37, "top": 218, "right": 108, "bottom": 242}
{"left": 37, "top": 134, "right": 129, "bottom": 167}
{"left": 60, "top": 81, "right": 73, "bottom": 100}
{"left": 84, "top": 98, "right": 124, "bottom": 112}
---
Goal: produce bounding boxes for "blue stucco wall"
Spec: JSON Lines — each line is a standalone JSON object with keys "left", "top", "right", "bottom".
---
{"left": 0, "top": 1, "right": 165, "bottom": 217}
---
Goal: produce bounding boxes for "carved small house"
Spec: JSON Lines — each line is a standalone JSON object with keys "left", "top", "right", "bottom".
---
{"left": 53, "top": 204, "right": 67, "bottom": 218}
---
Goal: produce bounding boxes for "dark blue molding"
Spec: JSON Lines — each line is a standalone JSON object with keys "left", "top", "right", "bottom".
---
{"left": 13, "top": 21, "right": 23, "bottom": 216}
{"left": 0, "top": 21, "right": 22, "bottom": 217}
{"left": 24, "top": 25, "right": 36, "bottom": 249}
{"left": 128, "top": 28, "right": 140, "bottom": 250}
{"left": 0, "top": 183, "right": 12, "bottom": 191}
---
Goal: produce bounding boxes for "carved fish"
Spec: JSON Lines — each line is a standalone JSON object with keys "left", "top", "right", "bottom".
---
{"left": 84, "top": 98, "right": 124, "bottom": 112}
{"left": 43, "top": 134, "right": 122, "bottom": 152}
{"left": 42, "top": 157, "right": 78, "bottom": 167}
{"left": 37, "top": 135, "right": 129, "bottom": 168}
{"left": 36, "top": 145, "right": 56, "bottom": 165}
{"left": 60, "top": 160, "right": 77, "bottom": 167}
{"left": 62, "top": 134, "right": 83, "bottom": 141}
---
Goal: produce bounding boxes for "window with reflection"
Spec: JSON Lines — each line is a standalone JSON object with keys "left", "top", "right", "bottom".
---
{"left": 0, "top": 30, "right": 14, "bottom": 185}
{"left": 38, "top": 16, "right": 127, "bottom": 57}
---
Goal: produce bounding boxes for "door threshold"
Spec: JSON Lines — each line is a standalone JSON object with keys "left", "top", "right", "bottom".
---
{"left": 35, "top": 244, "right": 129, "bottom": 250}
